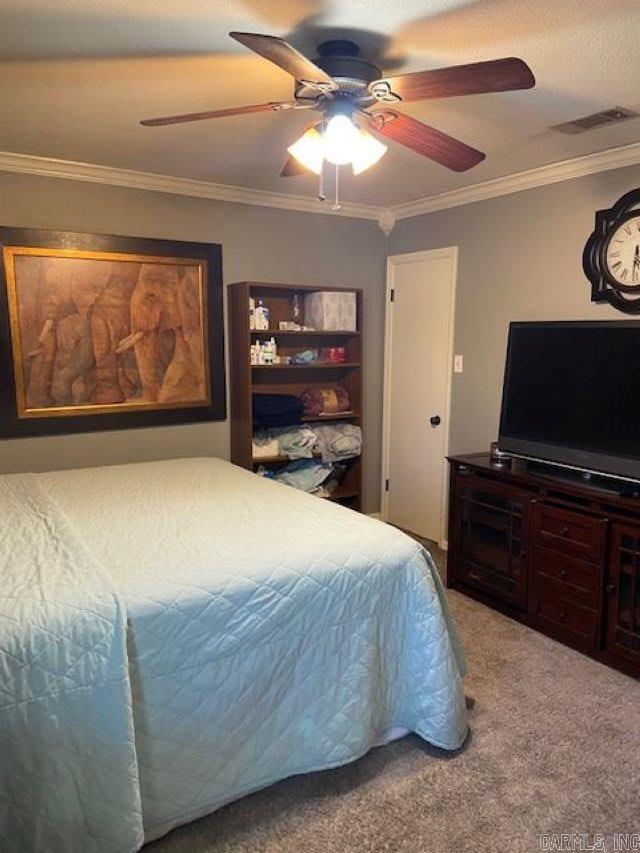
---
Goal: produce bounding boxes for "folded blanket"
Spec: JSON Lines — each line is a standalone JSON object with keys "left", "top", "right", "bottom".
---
{"left": 279, "top": 425, "right": 317, "bottom": 459}
{"left": 314, "top": 423, "right": 362, "bottom": 462}
{"left": 253, "top": 394, "right": 302, "bottom": 430}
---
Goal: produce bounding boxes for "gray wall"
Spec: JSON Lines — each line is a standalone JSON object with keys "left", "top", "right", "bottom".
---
{"left": 4, "top": 163, "right": 639, "bottom": 511}
{"left": 389, "top": 163, "right": 640, "bottom": 458}
{"left": 0, "top": 173, "right": 386, "bottom": 512}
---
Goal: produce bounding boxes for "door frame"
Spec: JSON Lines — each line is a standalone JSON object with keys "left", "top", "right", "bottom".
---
{"left": 381, "top": 246, "right": 458, "bottom": 548}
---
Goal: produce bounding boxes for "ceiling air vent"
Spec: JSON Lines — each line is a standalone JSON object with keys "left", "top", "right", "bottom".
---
{"left": 551, "top": 107, "right": 639, "bottom": 135}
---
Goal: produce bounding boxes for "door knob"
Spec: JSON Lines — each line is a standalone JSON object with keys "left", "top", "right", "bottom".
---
{"left": 430, "top": 415, "right": 441, "bottom": 426}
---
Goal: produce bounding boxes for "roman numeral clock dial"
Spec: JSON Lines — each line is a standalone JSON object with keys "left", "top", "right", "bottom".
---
{"left": 583, "top": 189, "right": 640, "bottom": 314}
{"left": 605, "top": 215, "right": 640, "bottom": 285}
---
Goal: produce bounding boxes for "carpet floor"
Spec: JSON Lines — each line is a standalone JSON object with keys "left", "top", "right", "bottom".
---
{"left": 146, "top": 543, "right": 640, "bottom": 853}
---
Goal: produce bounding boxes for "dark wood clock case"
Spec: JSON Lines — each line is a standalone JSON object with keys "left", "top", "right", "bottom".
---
{"left": 583, "top": 187, "right": 640, "bottom": 314}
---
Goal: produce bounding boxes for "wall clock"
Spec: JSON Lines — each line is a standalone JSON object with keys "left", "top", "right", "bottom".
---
{"left": 583, "top": 187, "right": 640, "bottom": 314}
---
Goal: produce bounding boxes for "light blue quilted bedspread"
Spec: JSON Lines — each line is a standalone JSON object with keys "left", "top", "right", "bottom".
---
{"left": 1, "top": 458, "right": 467, "bottom": 850}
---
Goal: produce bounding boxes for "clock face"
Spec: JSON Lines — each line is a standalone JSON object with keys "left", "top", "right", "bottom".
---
{"left": 605, "top": 214, "right": 640, "bottom": 286}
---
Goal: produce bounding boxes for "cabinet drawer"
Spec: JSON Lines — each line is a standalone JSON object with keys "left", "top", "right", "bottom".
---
{"left": 530, "top": 578, "right": 598, "bottom": 652}
{"left": 457, "top": 559, "right": 526, "bottom": 609}
{"left": 530, "top": 546, "right": 601, "bottom": 608}
{"left": 531, "top": 503, "right": 605, "bottom": 563}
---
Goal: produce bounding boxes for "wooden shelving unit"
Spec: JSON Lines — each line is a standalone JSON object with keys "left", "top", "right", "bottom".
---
{"left": 229, "top": 281, "right": 364, "bottom": 511}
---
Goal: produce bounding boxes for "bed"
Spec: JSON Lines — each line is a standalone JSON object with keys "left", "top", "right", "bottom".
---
{"left": 0, "top": 457, "right": 467, "bottom": 852}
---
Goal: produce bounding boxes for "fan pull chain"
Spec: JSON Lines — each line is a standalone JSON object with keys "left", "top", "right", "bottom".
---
{"left": 317, "top": 114, "right": 326, "bottom": 203}
{"left": 332, "top": 164, "right": 341, "bottom": 212}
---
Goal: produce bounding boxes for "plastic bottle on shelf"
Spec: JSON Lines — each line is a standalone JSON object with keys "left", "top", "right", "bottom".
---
{"left": 255, "top": 299, "right": 270, "bottom": 330}
{"left": 264, "top": 337, "right": 277, "bottom": 364}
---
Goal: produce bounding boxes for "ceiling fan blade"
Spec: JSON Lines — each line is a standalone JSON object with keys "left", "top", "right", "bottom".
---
{"left": 280, "top": 155, "right": 310, "bottom": 177}
{"left": 230, "top": 32, "right": 337, "bottom": 91}
{"left": 140, "top": 102, "right": 289, "bottom": 126}
{"left": 372, "top": 58, "right": 535, "bottom": 102}
{"left": 369, "top": 111, "right": 485, "bottom": 172}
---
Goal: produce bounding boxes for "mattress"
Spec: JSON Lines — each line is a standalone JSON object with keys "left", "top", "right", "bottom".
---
{"left": 1, "top": 457, "right": 467, "bottom": 851}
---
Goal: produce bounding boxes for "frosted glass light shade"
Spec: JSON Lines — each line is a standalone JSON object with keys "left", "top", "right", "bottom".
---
{"left": 351, "top": 130, "right": 388, "bottom": 175}
{"left": 287, "top": 127, "right": 323, "bottom": 175}
{"left": 322, "top": 115, "right": 361, "bottom": 165}
{"left": 287, "top": 118, "right": 388, "bottom": 176}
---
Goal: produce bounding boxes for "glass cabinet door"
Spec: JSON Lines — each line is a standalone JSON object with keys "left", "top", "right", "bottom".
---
{"left": 607, "top": 525, "right": 640, "bottom": 666}
{"left": 457, "top": 479, "right": 529, "bottom": 610}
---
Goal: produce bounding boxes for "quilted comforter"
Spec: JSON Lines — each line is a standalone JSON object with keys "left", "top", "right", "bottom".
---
{"left": 1, "top": 458, "right": 467, "bottom": 851}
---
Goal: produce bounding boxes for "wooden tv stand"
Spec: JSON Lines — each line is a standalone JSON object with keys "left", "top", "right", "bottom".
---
{"left": 447, "top": 453, "right": 640, "bottom": 679}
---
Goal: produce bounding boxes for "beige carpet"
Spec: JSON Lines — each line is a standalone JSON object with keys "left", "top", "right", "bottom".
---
{"left": 146, "top": 544, "right": 640, "bottom": 853}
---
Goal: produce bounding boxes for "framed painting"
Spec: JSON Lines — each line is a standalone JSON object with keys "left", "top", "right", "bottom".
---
{"left": 0, "top": 228, "right": 225, "bottom": 438}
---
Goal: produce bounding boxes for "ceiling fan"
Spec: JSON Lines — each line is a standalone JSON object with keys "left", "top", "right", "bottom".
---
{"left": 141, "top": 32, "right": 535, "bottom": 180}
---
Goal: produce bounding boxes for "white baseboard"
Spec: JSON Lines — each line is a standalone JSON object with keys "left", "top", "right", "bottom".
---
{"left": 438, "top": 539, "right": 449, "bottom": 551}
{"left": 368, "top": 512, "right": 382, "bottom": 520}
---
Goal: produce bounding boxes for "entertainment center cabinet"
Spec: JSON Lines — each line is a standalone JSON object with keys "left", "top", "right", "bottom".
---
{"left": 447, "top": 453, "right": 640, "bottom": 679}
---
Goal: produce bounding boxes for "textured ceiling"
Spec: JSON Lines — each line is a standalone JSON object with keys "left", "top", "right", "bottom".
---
{"left": 1, "top": 0, "right": 640, "bottom": 207}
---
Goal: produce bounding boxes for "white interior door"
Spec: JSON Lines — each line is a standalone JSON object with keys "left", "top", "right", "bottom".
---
{"left": 382, "top": 248, "right": 457, "bottom": 543}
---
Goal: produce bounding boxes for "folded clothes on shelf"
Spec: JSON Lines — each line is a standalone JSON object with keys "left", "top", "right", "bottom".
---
{"left": 251, "top": 435, "right": 280, "bottom": 459}
{"left": 279, "top": 426, "right": 317, "bottom": 458}
{"left": 253, "top": 425, "right": 317, "bottom": 460}
{"left": 252, "top": 422, "right": 362, "bottom": 463}
{"left": 252, "top": 393, "right": 302, "bottom": 429}
{"left": 313, "top": 423, "right": 362, "bottom": 462}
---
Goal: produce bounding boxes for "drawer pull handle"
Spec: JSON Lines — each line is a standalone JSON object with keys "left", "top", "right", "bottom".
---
{"left": 560, "top": 525, "right": 570, "bottom": 537}
{"left": 558, "top": 569, "right": 568, "bottom": 580}
{"left": 606, "top": 583, "right": 616, "bottom": 596}
{"left": 558, "top": 611, "right": 567, "bottom": 622}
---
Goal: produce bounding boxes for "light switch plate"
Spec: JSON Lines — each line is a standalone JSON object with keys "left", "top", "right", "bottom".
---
{"left": 454, "top": 354, "right": 464, "bottom": 373}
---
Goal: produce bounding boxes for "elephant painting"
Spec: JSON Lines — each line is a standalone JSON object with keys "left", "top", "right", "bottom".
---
{"left": 116, "top": 263, "right": 206, "bottom": 404}
{"left": 9, "top": 252, "right": 209, "bottom": 417}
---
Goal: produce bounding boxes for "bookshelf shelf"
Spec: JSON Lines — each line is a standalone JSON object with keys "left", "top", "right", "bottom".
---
{"left": 251, "top": 362, "right": 360, "bottom": 371}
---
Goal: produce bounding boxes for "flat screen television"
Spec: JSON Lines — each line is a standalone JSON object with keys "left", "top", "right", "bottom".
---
{"left": 498, "top": 321, "right": 640, "bottom": 482}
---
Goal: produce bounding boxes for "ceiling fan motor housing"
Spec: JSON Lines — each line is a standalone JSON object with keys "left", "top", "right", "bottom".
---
{"left": 295, "top": 39, "right": 381, "bottom": 102}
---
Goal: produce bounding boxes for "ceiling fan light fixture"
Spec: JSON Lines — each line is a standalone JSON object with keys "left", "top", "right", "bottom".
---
{"left": 287, "top": 126, "right": 323, "bottom": 175}
{"left": 351, "top": 130, "right": 388, "bottom": 175}
{"left": 322, "top": 114, "right": 362, "bottom": 166}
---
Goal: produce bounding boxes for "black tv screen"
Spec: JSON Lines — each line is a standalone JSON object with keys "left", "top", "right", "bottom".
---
{"left": 499, "top": 321, "right": 640, "bottom": 481}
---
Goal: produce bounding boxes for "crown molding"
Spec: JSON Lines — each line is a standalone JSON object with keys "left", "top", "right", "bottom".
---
{"left": 0, "top": 150, "right": 385, "bottom": 224}
{"left": 389, "top": 141, "right": 640, "bottom": 221}
{"left": 2, "top": 141, "right": 640, "bottom": 234}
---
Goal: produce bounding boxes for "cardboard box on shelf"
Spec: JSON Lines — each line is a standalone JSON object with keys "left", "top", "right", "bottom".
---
{"left": 304, "top": 291, "right": 357, "bottom": 331}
